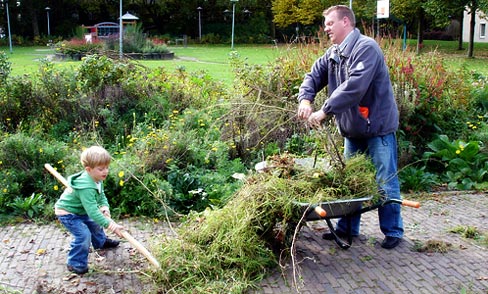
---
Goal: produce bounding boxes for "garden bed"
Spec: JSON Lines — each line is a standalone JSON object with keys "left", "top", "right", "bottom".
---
{"left": 54, "top": 52, "right": 175, "bottom": 61}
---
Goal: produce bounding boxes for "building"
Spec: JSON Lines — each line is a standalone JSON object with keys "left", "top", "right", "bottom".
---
{"left": 463, "top": 8, "right": 487, "bottom": 43}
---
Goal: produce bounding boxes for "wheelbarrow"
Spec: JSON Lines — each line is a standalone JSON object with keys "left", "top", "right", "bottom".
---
{"left": 290, "top": 196, "right": 420, "bottom": 249}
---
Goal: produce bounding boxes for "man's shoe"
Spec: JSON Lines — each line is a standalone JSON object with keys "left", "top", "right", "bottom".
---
{"left": 67, "top": 265, "right": 88, "bottom": 275}
{"left": 322, "top": 230, "right": 349, "bottom": 240}
{"left": 102, "top": 238, "right": 120, "bottom": 249}
{"left": 381, "top": 236, "right": 401, "bottom": 249}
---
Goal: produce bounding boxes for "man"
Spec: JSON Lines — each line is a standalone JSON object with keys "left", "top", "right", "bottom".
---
{"left": 297, "top": 5, "right": 403, "bottom": 249}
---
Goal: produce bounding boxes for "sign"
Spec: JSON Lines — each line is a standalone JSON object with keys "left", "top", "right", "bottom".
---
{"left": 377, "top": 0, "right": 390, "bottom": 19}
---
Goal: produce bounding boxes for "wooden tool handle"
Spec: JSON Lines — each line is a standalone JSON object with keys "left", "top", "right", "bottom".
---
{"left": 121, "top": 231, "right": 161, "bottom": 268}
{"left": 44, "top": 163, "right": 73, "bottom": 193}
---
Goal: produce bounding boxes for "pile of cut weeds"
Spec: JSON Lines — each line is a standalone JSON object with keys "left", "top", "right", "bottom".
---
{"left": 151, "top": 154, "right": 379, "bottom": 293}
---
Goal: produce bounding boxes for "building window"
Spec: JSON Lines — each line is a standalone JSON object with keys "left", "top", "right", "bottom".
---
{"left": 481, "top": 23, "right": 486, "bottom": 39}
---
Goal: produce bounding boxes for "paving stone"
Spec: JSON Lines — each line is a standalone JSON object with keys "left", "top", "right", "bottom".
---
{"left": 0, "top": 193, "right": 487, "bottom": 293}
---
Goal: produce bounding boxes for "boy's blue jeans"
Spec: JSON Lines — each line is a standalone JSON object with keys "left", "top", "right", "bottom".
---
{"left": 335, "top": 133, "right": 404, "bottom": 238}
{"left": 57, "top": 214, "right": 108, "bottom": 270}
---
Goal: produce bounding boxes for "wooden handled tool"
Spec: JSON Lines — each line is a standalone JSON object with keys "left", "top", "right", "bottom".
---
{"left": 45, "top": 163, "right": 161, "bottom": 269}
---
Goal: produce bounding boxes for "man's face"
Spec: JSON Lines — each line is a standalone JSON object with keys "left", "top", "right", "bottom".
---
{"left": 324, "top": 10, "right": 348, "bottom": 45}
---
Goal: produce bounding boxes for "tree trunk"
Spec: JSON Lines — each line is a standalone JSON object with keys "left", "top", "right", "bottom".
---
{"left": 457, "top": 11, "right": 464, "bottom": 51}
{"left": 468, "top": 5, "right": 476, "bottom": 58}
{"left": 416, "top": 10, "right": 425, "bottom": 54}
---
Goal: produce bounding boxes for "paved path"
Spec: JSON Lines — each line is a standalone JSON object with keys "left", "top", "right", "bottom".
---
{"left": 0, "top": 192, "right": 486, "bottom": 293}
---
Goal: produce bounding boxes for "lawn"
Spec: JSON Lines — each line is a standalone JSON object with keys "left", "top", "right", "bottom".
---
{"left": 2, "top": 41, "right": 487, "bottom": 85}
{"left": 1, "top": 44, "right": 283, "bottom": 85}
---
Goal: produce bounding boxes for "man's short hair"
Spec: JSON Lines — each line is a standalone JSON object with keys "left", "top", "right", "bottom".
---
{"left": 80, "top": 146, "right": 111, "bottom": 168}
{"left": 323, "top": 5, "right": 356, "bottom": 27}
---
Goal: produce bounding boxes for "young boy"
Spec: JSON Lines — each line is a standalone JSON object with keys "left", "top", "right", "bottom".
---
{"left": 55, "top": 145, "right": 124, "bottom": 274}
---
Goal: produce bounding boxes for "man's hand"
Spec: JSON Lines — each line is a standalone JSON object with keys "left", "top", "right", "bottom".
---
{"left": 297, "top": 100, "right": 313, "bottom": 120}
{"left": 308, "top": 110, "right": 327, "bottom": 128}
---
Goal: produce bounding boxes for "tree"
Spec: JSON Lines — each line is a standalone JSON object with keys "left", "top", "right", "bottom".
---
{"left": 424, "top": 0, "right": 488, "bottom": 58}
{"left": 390, "top": 0, "right": 429, "bottom": 53}
{"left": 271, "top": 0, "right": 322, "bottom": 29}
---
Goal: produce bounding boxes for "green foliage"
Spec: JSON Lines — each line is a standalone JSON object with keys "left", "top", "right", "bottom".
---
{"left": 398, "top": 165, "right": 439, "bottom": 192}
{"left": 225, "top": 47, "right": 323, "bottom": 162}
{"left": 385, "top": 41, "right": 473, "bottom": 158}
{"left": 153, "top": 153, "right": 378, "bottom": 292}
{"left": 0, "top": 51, "right": 11, "bottom": 85}
{"left": 8, "top": 193, "right": 45, "bottom": 219}
{"left": 55, "top": 38, "right": 104, "bottom": 56}
{"left": 0, "top": 133, "right": 73, "bottom": 207}
{"left": 424, "top": 135, "right": 488, "bottom": 190}
{"left": 123, "top": 24, "right": 146, "bottom": 53}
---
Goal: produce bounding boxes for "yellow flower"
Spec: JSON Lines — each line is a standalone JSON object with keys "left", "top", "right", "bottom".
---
{"left": 36, "top": 248, "right": 47, "bottom": 255}
{"left": 39, "top": 148, "right": 43, "bottom": 153}
{"left": 118, "top": 171, "right": 125, "bottom": 178}
{"left": 211, "top": 147, "right": 218, "bottom": 152}
{"left": 2, "top": 188, "right": 7, "bottom": 193}
{"left": 54, "top": 185, "right": 59, "bottom": 191}
{"left": 119, "top": 180, "right": 124, "bottom": 187}
{"left": 455, "top": 150, "right": 461, "bottom": 154}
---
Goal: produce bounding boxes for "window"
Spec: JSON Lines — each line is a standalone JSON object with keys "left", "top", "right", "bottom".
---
{"left": 481, "top": 23, "right": 486, "bottom": 39}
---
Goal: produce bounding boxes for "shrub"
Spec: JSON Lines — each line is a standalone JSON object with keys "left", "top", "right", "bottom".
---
{"left": 0, "top": 51, "right": 11, "bottom": 84}
{"left": 224, "top": 46, "right": 323, "bottom": 162}
{"left": 55, "top": 38, "right": 104, "bottom": 56}
{"left": 384, "top": 42, "right": 472, "bottom": 161}
{"left": 423, "top": 135, "right": 488, "bottom": 190}
{"left": 398, "top": 165, "right": 439, "bottom": 192}
{"left": 0, "top": 133, "right": 74, "bottom": 209}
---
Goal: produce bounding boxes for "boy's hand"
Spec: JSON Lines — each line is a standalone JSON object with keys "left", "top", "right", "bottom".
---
{"left": 100, "top": 206, "right": 111, "bottom": 218}
{"left": 107, "top": 221, "right": 125, "bottom": 238}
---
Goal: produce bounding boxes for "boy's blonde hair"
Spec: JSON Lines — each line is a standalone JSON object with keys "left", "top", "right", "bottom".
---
{"left": 80, "top": 146, "right": 111, "bottom": 168}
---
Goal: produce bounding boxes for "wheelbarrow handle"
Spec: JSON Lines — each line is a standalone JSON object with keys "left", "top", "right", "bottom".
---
{"left": 314, "top": 206, "right": 327, "bottom": 217}
{"left": 401, "top": 199, "right": 421, "bottom": 208}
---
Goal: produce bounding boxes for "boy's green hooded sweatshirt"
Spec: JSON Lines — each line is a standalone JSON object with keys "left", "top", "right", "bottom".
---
{"left": 55, "top": 171, "right": 110, "bottom": 228}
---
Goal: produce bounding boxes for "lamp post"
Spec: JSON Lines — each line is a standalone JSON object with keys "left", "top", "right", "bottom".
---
{"left": 230, "top": 0, "right": 238, "bottom": 50}
{"left": 1, "top": 0, "right": 12, "bottom": 53}
{"left": 197, "top": 6, "right": 202, "bottom": 41}
{"left": 119, "top": 0, "right": 123, "bottom": 59}
{"left": 45, "top": 7, "right": 51, "bottom": 36}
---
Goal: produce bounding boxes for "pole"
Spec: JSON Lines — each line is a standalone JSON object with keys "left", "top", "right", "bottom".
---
{"left": 349, "top": 0, "right": 352, "bottom": 9}
{"left": 46, "top": 7, "right": 51, "bottom": 36}
{"left": 5, "top": 1, "right": 12, "bottom": 53}
{"left": 231, "top": 0, "right": 237, "bottom": 50}
{"left": 119, "top": 0, "right": 123, "bottom": 59}
{"left": 197, "top": 7, "right": 202, "bottom": 41}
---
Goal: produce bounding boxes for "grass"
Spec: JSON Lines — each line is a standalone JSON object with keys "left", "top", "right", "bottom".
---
{"left": 2, "top": 40, "right": 488, "bottom": 85}
{"left": 1, "top": 44, "right": 283, "bottom": 85}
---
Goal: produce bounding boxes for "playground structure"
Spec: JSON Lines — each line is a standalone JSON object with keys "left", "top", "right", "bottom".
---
{"left": 82, "top": 12, "right": 139, "bottom": 43}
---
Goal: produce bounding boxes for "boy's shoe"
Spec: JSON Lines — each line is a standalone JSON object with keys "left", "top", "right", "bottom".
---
{"left": 381, "top": 236, "right": 401, "bottom": 249}
{"left": 102, "top": 238, "right": 120, "bottom": 249}
{"left": 67, "top": 265, "right": 88, "bottom": 275}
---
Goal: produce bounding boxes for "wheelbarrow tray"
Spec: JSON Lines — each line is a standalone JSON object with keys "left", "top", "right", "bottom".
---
{"left": 294, "top": 196, "right": 373, "bottom": 221}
